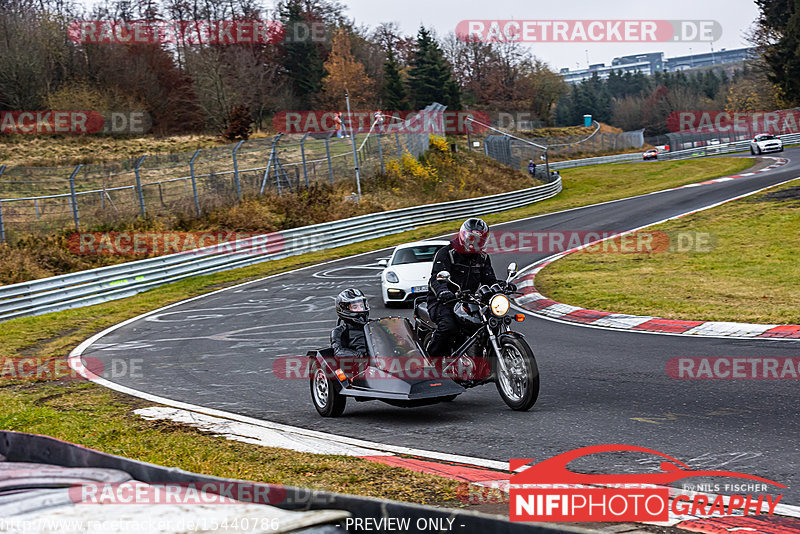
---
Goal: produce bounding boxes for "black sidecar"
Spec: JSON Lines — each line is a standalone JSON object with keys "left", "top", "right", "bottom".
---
{"left": 307, "top": 317, "right": 465, "bottom": 417}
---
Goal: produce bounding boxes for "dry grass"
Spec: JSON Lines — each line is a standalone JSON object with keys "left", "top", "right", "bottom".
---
{"left": 0, "top": 382, "right": 457, "bottom": 503}
{"left": 536, "top": 180, "right": 800, "bottom": 324}
{"left": 0, "top": 134, "right": 233, "bottom": 167}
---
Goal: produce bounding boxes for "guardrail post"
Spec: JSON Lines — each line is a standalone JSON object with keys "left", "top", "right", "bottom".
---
{"left": 377, "top": 132, "right": 385, "bottom": 174}
{"left": 68, "top": 165, "right": 82, "bottom": 230}
{"left": 232, "top": 140, "right": 244, "bottom": 200}
{"left": 0, "top": 165, "right": 5, "bottom": 244}
{"left": 544, "top": 149, "right": 550, "bottom": 179}
{"left": 325, "top": 132, "right": 334, "bottom": 185}
{"left": 300, "top": 133, "right": 310, "bottom": 186}
{"left": 133, "top": 155, "right": 147, "bottom": 218}
{"left": 189, "top": 150, "right": 202, "bottom": 217}
{"left": 35, "top": 198, "right": 40, "bottom": 219}
{"left": 345, "top": 92, "right": 362, "bottom": 201}
{"left": 260, "top": 134, "right": 282, "bottom": 195}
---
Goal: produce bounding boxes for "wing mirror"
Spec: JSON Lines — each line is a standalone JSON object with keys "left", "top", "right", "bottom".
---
{"left": 377, "top": 258, "right": 388, "bottom": 267}
{"left": 506, "top": 262, "right": 518, "bottom": 281}
{"left": 437, "top": 270, "right": 461, "bottom": 291}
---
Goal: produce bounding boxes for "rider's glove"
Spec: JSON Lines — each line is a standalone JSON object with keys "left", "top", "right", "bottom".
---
{"left": 506, "top": 282, "right": 517, "bottom": 293}
{"left": 437, "top": 290, "right": 456, "bottom": 303}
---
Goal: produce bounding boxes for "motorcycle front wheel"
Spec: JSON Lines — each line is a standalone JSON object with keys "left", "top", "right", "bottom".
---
{"left": 493, "top": 337, "right": 540, "bottom": 411}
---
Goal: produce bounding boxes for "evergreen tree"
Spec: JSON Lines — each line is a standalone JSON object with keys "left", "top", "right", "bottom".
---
{"left": 278, "top": 0, "right": 325, "bottom": 108}
{"left": 755, "top": 0, "right": 800, "bottom": 104}
{"left": 407, "top": 26, "right": 462, "bottom": 109}
{"left": 382, "top": 48, "right": 409, "bottom": 110}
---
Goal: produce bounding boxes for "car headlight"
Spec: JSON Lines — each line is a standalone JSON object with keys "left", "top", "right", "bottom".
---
{"left": 385, "top": 271, "right": 399, "bottom": 283}
{"left": 489, "top": 294, "right": 510, "bottom": 317}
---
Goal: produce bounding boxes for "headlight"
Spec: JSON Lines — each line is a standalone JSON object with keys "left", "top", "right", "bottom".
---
{"left": 489, "top": 294, "right": 510, "bottom": 317}
{"left": 385, "top": 271, "right": 399, "bottom": 283}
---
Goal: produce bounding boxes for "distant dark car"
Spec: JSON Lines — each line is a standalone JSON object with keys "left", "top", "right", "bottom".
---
{"left": 643, "top": 149, "right": 658, "bottom": 160}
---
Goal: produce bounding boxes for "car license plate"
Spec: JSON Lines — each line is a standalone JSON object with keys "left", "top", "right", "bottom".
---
{"left": 411, "top": 285, "right": 427, "bottom": 293}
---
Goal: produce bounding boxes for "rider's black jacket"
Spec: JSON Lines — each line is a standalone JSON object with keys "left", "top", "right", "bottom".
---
{"left": 331, "top": 320, "right": 368, "bottom": 358}
{"left": 427, "top": 238, "right": 499, "bottom": 307}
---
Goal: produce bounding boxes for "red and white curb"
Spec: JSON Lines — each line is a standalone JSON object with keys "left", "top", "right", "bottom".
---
{"left": 513, "top": 159, "right": 800, "bottom": 340}
{"left": 514, "top": 263, "right": 800, "bottom": 340}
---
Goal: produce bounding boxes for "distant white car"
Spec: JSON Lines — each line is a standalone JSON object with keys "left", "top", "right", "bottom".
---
{"left": 750, "top": 133, "right": 783, "bottom": 155}
{"left": 378, "top": 240, "right": 449, "bottom": 306}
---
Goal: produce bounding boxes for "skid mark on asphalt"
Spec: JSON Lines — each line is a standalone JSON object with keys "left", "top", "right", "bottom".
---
{"left": 631, "top": 408, "right": 753, "bottom": 424}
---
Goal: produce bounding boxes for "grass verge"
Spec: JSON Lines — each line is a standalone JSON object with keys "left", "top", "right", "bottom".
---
{"left": 0, "top": 155, "right": 756, "bottom": 504}
{"left": 536, "top": 179, "right": 800, "bottom": 324}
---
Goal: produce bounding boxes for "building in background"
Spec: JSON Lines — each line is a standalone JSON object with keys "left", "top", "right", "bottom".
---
{"left": 559, "top": 47, "right": 755, "bottom": 85}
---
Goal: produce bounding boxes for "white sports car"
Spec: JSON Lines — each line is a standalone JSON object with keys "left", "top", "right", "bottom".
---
{"left": 750, "top": 133, "right": 783, "bottom": 155}
{"left": 378, "top": 240, "right": 450, "bottom": 306}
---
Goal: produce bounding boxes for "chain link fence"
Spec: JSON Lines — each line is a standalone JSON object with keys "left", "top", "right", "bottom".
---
{"left": 0, "top": 105, "right": 445, "bottom": 243}
{"left": 472, "top": 127, "right": 644, "bottom": 180}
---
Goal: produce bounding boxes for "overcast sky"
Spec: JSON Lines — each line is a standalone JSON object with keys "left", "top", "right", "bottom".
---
{"left": 339, "top": 0, "right": 760, "bottom": 70}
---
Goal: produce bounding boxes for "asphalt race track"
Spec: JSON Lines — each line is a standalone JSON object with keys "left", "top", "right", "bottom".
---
{"left": 80, "top": 150, "right": 800, "bottom": 502}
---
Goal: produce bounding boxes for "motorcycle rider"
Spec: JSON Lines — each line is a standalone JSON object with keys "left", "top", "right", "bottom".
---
{"left": 331, "top": 288, "right": 370, "bottom": 359}
{"left": 426, "top": 218, "right": 516, "bottom": 359}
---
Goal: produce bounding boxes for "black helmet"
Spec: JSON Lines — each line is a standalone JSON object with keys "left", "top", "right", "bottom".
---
{"left": 457, "top": 218, "right": 490, "bottom": 253}
{"left": 335, "top": 288, "right": 370, "bottom": 325}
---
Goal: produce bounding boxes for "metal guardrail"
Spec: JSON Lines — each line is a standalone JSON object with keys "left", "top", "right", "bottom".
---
{"left": 0, "top": 177, "right": 562, "bottom": 322}
{"left": 547, "top": 133, "right": 800, "bottom": 170}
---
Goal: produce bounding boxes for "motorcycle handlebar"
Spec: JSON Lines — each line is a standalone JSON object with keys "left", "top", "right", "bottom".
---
{"left": 447, "top": 285, "right": 516, "bottom": 303}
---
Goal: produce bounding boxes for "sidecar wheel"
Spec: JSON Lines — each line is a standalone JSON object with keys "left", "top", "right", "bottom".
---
{"left": 310, "top": 360, "right": 346, "bottom": 417}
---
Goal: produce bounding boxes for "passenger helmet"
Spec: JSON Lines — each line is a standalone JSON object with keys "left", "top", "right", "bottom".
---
{"left": 335, "top": 288, "right": 370, "bottom": 324}
{"left": 457, "top": 218, "right": 490, "bottom": 253}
